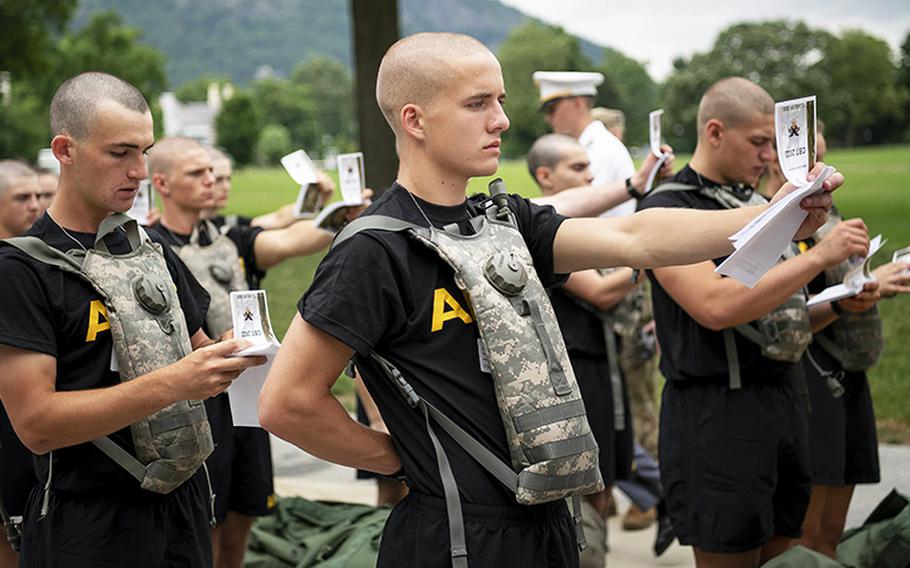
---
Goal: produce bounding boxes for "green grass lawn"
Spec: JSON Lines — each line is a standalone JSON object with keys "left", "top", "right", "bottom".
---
{"left": 227, "top": 145, "right": 910, "bottom": 438}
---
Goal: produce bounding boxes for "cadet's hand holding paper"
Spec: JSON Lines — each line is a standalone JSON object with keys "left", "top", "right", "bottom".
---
{"left": 808, "top": 235, "right": 886, "bottom": 306}
{"left": 644, "top": 110, "right": 670, "bottom": 194}
{"left": 315, "top": 152, "right": 367, "bottom": 233}
{"left": 229, "top": 290, "right": 281, "bottom": 426}
{"left": 281, "top": 149, "right": 324, "bottom": 219}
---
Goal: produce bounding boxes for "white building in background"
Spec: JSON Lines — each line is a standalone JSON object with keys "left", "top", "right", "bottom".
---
{"left": 159, "top": 82, "right": 232, "bottom": 146}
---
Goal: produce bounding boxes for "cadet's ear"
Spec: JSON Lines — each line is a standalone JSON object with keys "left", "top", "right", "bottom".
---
{"left": 704, "top": 119, "right": 725, "bottom": 147}
{"left": 51, "top": 135, "right": 75, "bottom": 165}
{"left": 151, "top": 172, "right": 169, "bottom": 196}
{"left": 401, "top": 103, "right": 426, "bottom": 141}
{"left": 534, "top": 166, "right": 552, "bottom": 191}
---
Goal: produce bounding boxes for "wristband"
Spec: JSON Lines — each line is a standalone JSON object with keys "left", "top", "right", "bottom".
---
{"left": 830, "top": 300, "right": 843, "bottom": 315}
{"left": 626, "top": 177, "right": 644, "bottom": 200}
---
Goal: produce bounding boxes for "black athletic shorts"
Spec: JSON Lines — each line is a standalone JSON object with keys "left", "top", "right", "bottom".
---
{"left": 18, "top": 474, "right": 212, "bottom": 567}
{"left": 570, "top": 354, "right": 634, "bottom": 485}
{"left": 205, "top": 395, "right": 276, "bottom": 522}
{"left": 378, "top": 492, "right": 579, "bottom": 568}
{"left": 0, "top": 405, "right": 37, "bottom": 517}
{"left": 659, "top": 378, "right": 811, "bottom": 553}
{"left": 803, "top": 344, "right": 880, "bottom": 485}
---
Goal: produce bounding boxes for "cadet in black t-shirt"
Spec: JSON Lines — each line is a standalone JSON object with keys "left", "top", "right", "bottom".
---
{"left": 148, "top": 136, "right": 349, "bottom": 568}
{"left": 259, "top": 36, "right": 842, "bottom": 568}
{"left": 0, "top": 72, "right": 263, "bottom": 568}
{"left": 637, "top": 77, "right": 867, "bottom": 566}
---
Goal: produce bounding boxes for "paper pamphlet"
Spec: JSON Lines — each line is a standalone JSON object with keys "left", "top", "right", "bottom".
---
{"left": 807, "top": 235, "right": 886, "bottom": 306}
{"left": 126, "top": 179, "right": 154, "bottom": 225}
{"left": 314, "top": 152, "right": 367, "bottom": 234}
{"left": 228, "top": 290, "right": 281, "bottom": 427}
{"left": 716, "top": 95, "right": 832, "bottom": 288}
{"left": 281, "top": 149, "right": 324, "bottom": 218}
{"left": 644, "top": 109, "right": 670, "bottom": 194}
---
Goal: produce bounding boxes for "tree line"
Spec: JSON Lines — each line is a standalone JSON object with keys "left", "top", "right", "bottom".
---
{"left": 2, "top": 5, "right": 908, "bottom": 164}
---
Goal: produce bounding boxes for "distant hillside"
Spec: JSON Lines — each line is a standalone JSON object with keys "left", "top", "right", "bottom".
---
{"left": 72, "top": 0, "right": 607, "bottom": 86}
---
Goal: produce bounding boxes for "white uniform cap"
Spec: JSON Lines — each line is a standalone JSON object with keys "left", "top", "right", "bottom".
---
{"left": 533, "top": 71, "right": 604, "bottom": 107}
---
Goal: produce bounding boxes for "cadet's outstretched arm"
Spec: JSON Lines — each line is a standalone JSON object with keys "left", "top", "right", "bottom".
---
{"left": 253, "top": 219, "right": 333, "bottom": 269}
{"left": 259, "top": 314, "right": 401, "bottom": 476}
{"left": 0, "top": 335, "right": 264, "bottom": 455}
{"left": 563, "top": 269, "right": 638, "bottom": 312}
{"left": 553, "top": 164, "right": 843, "bottom": 274}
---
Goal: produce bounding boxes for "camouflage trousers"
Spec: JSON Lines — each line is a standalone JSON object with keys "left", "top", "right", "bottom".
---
{"left": 619, "top": 339, "right": 660, "bottom": 457}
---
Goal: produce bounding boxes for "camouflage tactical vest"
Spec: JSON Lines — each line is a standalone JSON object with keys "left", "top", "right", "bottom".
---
{"left": 333, "top": 183, "right": 602, "bottom": 565}
{"left": 648, "top": 182, "right": 812, "bottom": 387}
{"left": 811, "top": 211, "right": 884, "bottom": 371}
{"left": 3, "top": 214, "right": 213, "bottom": 494}
{"left": 173, "top": 219, "right": 248, "bottom": 337}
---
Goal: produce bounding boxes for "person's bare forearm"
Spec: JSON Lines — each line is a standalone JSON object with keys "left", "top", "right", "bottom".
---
{"left": 252, "top": 203, "right": 297, "bottom": 230}
{"left": 534, "top": 170, "right": 646, "bottom": 218}
{"left": 809, "top": 302, "right": 840, "bottom": 332}
{"left": 554, "top": 205, "right": 761, "bottom": 273}
{"left": 254, "top": 219, "right": 333, "bottom": 269}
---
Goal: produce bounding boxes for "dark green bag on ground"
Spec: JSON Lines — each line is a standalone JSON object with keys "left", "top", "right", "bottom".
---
{"left": 244, "top": 497, "right": 390, "bottom": 568}
{"left": 760, "top": 490, "right": 910, "bottom": 568}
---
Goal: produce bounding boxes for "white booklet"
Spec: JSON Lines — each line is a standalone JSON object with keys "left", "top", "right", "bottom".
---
{"left": 315, "top": 152, "right": 366, "bottom": 233}
{"left": 893, "top": 245, "right": 910, "bottom": 275}
{"left": 644, "top": 109, "right": 670, "bottom": 194}
{"left": 807, "top": 235, "right": 886, "bottom": 306}
{"left": 126, "top": 179, "right": 154, "bottom": 225}
{"left": 716, "top": 95, "right": 833, "bottom": 287}
{"left": 228, "top": 290, "right": 281, "bottom": 427}
{"left": 280, "top": 149, "right": 324, "bottom": 219}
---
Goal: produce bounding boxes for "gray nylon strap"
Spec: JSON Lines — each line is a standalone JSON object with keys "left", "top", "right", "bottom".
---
{"left": 420, "top": 403, "right": 468, "bottom": 568}
{"left": 512, "top": 399, "right": 587, "bottom": 433}
{"left": 520, "top": 467, "right": 600, "bottom": 493}
{"left": 331, "top": 216, "right": 428, "bottom": 249}
{"left": 571, "top": 494, "right": 588, "bottom": 551}
{"left": 159, "top": 439, "right": 207, "bottom": 460}
{"left": 92, "top": 437, "right": 146, "bottom": 483}
{"left": 601, "top": 317, "right": 626, "bottom": 431}
{"left": 2, "top": 236, "right": 84, "bottom": 273}
{"left": 189, "top": 219, "right": 220, "bottom": 246}
{"left": 733, "top": 323, "right": 769, "bottom": 349}
{"left": 526, "top": 433, "right": 598, "bottom": 463}
{"left": 96, "top": 213, "right": 146, "bottom": 252}
{"left": 148, "top": 406, "right": 208, "bottom": 436}
{"left": 814, "top": 333, "right": 846, "bottom": 366}
{"left": 723, "top": 329, "right": 742, "bottom": 390}
{"left": 526, "top": 299, "right": 571, "bottom": 396}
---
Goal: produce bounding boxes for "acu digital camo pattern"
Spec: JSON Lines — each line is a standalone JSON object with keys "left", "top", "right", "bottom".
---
{"left": 410, "top": 214, "right": 604, "bottom": 505}
{"left": 811, "top": 211, "right": 884, "bottom": 371}
{"left": 174, "top": 219, "right": 248, "bottom": 337}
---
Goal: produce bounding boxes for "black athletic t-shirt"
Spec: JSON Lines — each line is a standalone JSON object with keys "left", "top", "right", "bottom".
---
{"left": 549, "top": 288, "right": 607, "bottom": 357}
{"left": 636, "top": 166, "right": 797, "bottom": 383}
{"left": 300, "top": 183, "right": 567, "bottom": 506}
{"left": 148, "top": 220, "right": 265, "bottom": 290}
{"left": 0, "top": 213, "right": 209, "bottom": 494}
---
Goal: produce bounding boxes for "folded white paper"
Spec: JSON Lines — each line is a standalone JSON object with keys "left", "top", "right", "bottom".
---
{"left": 228, "top": 290, "right": 281, "bottom": 427}
{"left": 807, "top": 235, "right": 886, "bottom": 306}
{"left": 644, "top": 109, "right": 670, "bottom": 194}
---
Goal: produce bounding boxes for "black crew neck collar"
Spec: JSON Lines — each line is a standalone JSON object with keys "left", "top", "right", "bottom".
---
{"left": 391, "top": 182, "right": 475, "bottom": 226}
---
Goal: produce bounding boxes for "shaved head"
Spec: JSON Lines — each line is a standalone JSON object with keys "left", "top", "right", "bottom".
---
{"left": 50, "top": 72, "right": 150, "bottom": 140}
{"left": 376, "top": 32, "right": 492, "bottom": 136}
{"left": 527, "top": 134, "right": 582, "bottom": 181}
{"left": 148, "top": 137, "right": 205, "bottom": 177}
{"left": 0, "top": 160, "right": 37, "bottom": 197}
{"left": 697, "top": 77, "right": 773, "bottom": 139}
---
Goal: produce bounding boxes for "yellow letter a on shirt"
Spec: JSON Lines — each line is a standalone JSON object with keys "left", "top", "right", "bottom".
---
{"left": 431, "top": 288, "right": 473, "bottom": 332}
{"left": 86, "top": 300, "right": 111, "bottom": 342}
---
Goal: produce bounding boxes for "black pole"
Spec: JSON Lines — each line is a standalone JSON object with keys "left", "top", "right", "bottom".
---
{"left": 349, "top": 0, "right": 400, "bottom": 198}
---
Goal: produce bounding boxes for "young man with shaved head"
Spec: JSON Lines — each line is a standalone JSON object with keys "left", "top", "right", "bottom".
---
{"left": 0, "top": 72, "right": 264, "bottom": 567}
{"left": 147, "top": 136, "right": 346, "bottom": 568}
{"left": 260, "top": 35, "right": 843, "bottom": 568}
{"left": 637, "top": 77, "right": 870, "bottom": 568}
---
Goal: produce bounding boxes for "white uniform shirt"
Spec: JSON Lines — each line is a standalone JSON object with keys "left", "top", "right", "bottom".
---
{"left": 579, "top": 120, "right": 636, "bottom": 218}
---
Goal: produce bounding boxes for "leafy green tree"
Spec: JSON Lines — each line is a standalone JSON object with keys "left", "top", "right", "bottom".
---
{"left": 596, "top": 48, "right": 659, "bottom": 147}
{"left": 901, "top": 31, "right": 910, "bottom": 141}
{"left": 174, "top": 75, "right": 232, "bottom": 103}
{"left": 662, "top": 20, "right": 832, "bottom": 151}
{"left": 252, "top": 78, "right": 317, "bottom": 153}
{"left": 816, "top": 30, "right": 907, "bottom": 145}
{"left": 0, "top": 0, "right": 76, "bottom": 76}
{"left": 0, "top": 81, "right": 49, "bottom": 160}
{"left": 497, "top": 21, "right": 594, "bottom": 157}
{"left": 255, "top": 124, "right": 293, "bottom": 166}
{"left": 216, "top": 92, "right": 261, "bottom": 166}
{"left": 291, "top": 56, "right": 356, "bottom": 153}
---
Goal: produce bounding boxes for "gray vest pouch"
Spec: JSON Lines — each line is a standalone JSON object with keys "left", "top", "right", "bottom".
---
{"left": 4, "top": 214, "right": 213, "bottom": 494}
{"left": 175, "top": 219, "right": 248, "bottom": 337}
{"left": 812, "top": 212, "right": 884, "bottom": 371}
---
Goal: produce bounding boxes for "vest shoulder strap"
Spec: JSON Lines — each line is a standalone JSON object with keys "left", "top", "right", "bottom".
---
{"left": 646, "top": 182, "right": 700, "bottom": 198}
{"left": 2, "top": 236, "right": 84, "bottom": 275}
{"left": 331, "top": 215, "right": 428, "bottom": 250}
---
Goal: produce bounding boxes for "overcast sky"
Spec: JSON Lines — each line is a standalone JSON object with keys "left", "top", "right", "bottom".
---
{"left": 499, "top": 0, "right": 910, "bottom": 80}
